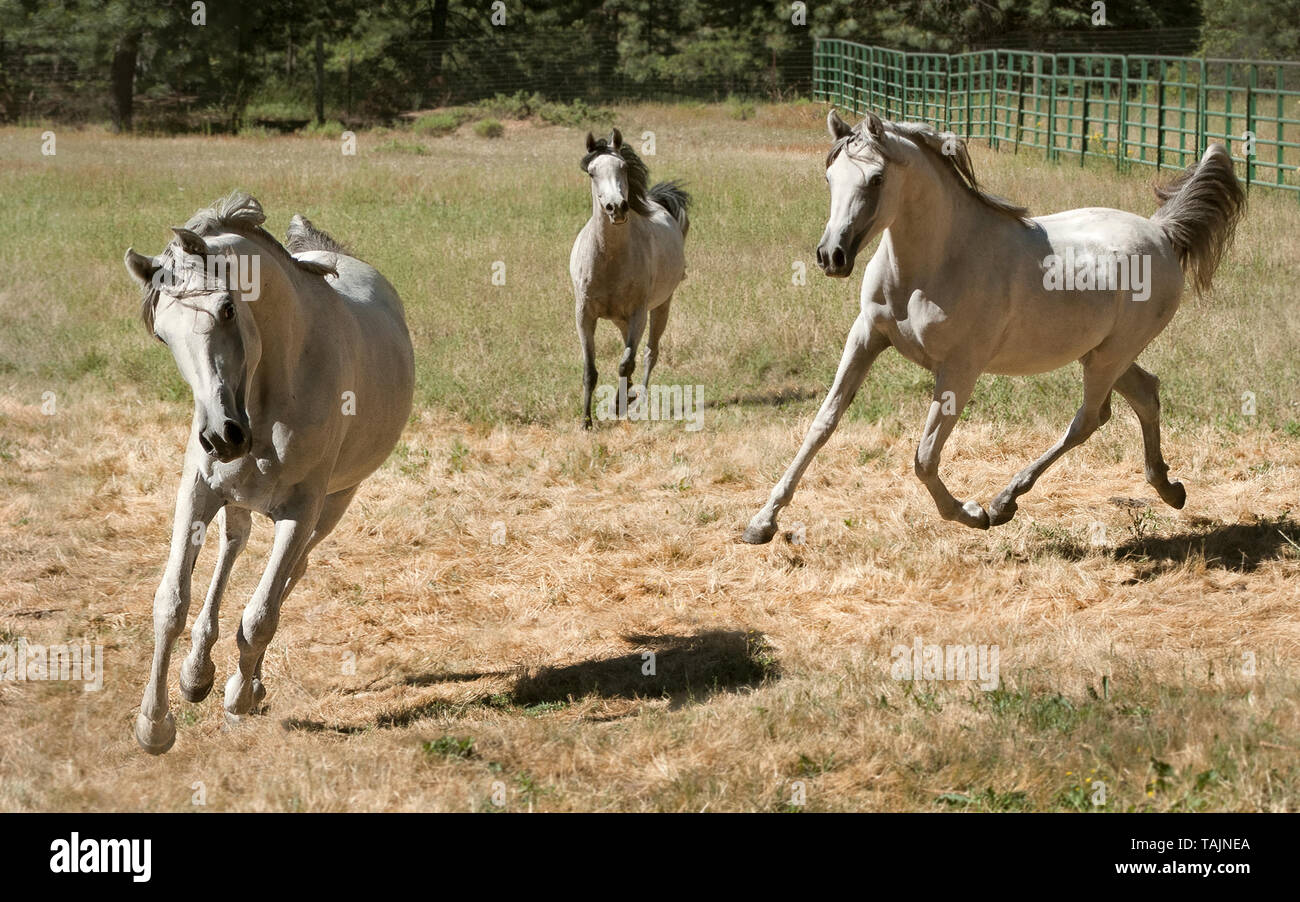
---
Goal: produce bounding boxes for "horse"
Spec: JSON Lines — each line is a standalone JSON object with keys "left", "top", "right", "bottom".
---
{"left": 571, "top": 128, "right": 691, "bottom": 428}
{"left": 123, "top": 192, "right": 415, "bottom": 753}
{"left": 742, "top": 109, "right": 1244, "bottom": 544}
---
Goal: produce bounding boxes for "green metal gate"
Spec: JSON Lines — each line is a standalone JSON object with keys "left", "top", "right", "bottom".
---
{"left": 814, "top": 39, "right": 1300, "bottom": 196}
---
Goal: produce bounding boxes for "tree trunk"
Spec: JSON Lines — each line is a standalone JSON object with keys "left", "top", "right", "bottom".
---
{"left": 313, "top": 32, "right": 325, "bottom": 124}
{"left": 110, "top": 30, "right": 141, "bottom": 133}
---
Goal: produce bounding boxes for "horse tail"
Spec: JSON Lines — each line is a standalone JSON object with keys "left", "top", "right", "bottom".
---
{"left": 649, "top": 180, "right": 691, "bottom": 238}
{"left": 286, "top": 213, "right": 352, "bottom": 257}
{"left": 1150, "top": 143, "right": 1245, "bottom": 295}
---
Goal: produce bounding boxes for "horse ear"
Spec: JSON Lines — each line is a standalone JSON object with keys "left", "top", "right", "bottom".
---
{"left": 124, "top": 248, "right": 160, "bottom": 287}
{"left": 170, "top": 226, "right": 209, "bottom": 257}
{"left": 610, "top": 127, "right": 622, "bottom": 149}
{"left": 862, "top": 111, "right": 886, "bottom": 142}
{"left": 827, "top": 109, "right": 852, "bottom": 141}
{"left": 585, "top": 131, "right": 597, "bottom": 152}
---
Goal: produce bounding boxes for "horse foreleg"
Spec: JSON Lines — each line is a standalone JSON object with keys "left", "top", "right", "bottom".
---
{"left": 915, "top": 364, "right": 988, "bottom": 529}
{"left": 1112, "top": 363, "right": 1186, "bottom": 509}
{"left": 578, "top": 308, "right": 598, "bottom": 429}
{"left": 988, "top": 354, "right": 1126, "bottom": 526}
{"left": 179, "top": 505, "right": 252, "bottom": 703}
{"left": 642, "top": 297, "right": 672, "bottom": 395}
{"left": 224, "top": 493, "right": 323, "bottom": 719}
{"left": 135, "top": 464, "right": 223, "bottom": 754}
{"left": 742, "top": 318, "right": 887, "bottom": 544}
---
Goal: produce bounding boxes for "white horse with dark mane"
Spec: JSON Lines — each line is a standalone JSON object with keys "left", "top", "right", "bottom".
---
{"left": 124, "top": 193, "right": 414, "bottom": 753}
{"left": 743, "top": 110, "right": 1244, "bottom": 543}
{"left": 571, "top": 128, "right": 691, "bottom": 428}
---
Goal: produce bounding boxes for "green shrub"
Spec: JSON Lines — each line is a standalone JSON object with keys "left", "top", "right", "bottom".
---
{"left": 474, "top": 118, "right": 505, "bottom": 138}
{"left": 412, "top": 110, "right": 472, "bottom": 136}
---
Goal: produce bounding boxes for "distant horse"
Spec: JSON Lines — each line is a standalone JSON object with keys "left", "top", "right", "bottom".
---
{"left": 571, "top": 128, "right": 691, "bottom": 428}
{"left": 124, "top": 193, "right": 414, "bottom": 752}
{"left": 743, "top": 109, "right": 1243, "bottom": 544}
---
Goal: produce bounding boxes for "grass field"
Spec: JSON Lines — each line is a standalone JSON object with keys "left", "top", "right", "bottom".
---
{"left": 1, "top": 102, "right": 1298, "bottom": 811}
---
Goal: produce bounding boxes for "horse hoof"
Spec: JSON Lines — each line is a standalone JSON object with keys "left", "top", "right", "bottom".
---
{"left": 223, "top": 674, "right": 252, "bottom": 716}
{"left": 251, "top": 678, "right": 267, "bottom": 710}
{"left": 988, "top": 495, "right": 1018, "bottom": 527}
{"left": 1159, "top": 480, "right": 1187, "bottom": 510}
{"left": 741, "top": 521, "right": 777, "bottom": 545}
{"left": 960, "top": 501, "right": 991, "bottom": 530}
{"left": 135, "top": 712, "right": 176, "bottom": 755}
{"left": 179, "top": 677, "right": 214, "bottom": 704}
{"left": 179, "top": 664, "right": 215, "bottom": 703}
{"left": 222, "top": 711, "right": 247, "bottom": 731}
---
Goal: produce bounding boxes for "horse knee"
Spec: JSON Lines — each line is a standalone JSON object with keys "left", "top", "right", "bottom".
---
{"left": 152, "top": 585, "right": 188, "bottom": 637}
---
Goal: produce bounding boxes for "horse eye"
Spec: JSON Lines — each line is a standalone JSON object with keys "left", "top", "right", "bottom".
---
{"left": 869, "top": 173, "right": 883, "bottom": 187}
{"left": 219, "top": 301, "right": 236, "bottom": 322}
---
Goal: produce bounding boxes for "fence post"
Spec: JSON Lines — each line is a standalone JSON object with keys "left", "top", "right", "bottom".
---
{"left": 1117, "top": 56, "right": 1127, "bottom": 170}
{"left": 1080, "top": 75, "right": 1090, "bottom": 166}
{"left": 1246, "top": 63, "right": 1256, "bottom": 191}
{"left": 1197, "top": 57, "right": 1207, "bottom": 154}
{"left": 1155, "top": 65, "right": 1165, "bottom": 171}
{"left": 1047, "top": 57, "right": 1056, "bottom": 161}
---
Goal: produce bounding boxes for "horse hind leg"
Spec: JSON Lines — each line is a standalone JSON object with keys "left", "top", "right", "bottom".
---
{"left": 1113, "top": 363, "right": 1186, "bottom": 509}
{"left": 233, "top": 487, "right": 356, "bottom": 716}
{"left": 179, "top": 506, "right": 252, "bottom": 703}
{"left": 988, "top": 353, "right": 1126, "bottom": 526}
{"left": 641, "top": 297, "right": 671, "bottom": 394}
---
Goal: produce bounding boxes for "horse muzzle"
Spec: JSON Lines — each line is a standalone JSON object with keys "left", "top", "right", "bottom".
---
{"left": 198, "top": 416, "right": 251, "bottom": 463}
{"left": 603, "top": 199, "right": 629, "bottom": 225}
{"left": 816, "top": 241, "right": 856, "bottom": 277}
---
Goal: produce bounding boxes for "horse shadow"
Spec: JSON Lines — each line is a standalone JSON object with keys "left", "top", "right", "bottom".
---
{"left": 285, "top": 629, "right": 778, "bottom": 734}
{"left": 1037, "top": 513, "right": 1300, "bottom": 580}
{"left": 703, "top": 387, "right": 821, "bottom": 410}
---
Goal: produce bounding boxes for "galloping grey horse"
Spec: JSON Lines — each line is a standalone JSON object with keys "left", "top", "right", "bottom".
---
{"left": 125, "top": 193, "right": 414, "bottom": 752}
{"left": 571, "top": 128, "right": 692, "bottom": 428}
{"left": 743, "top": 109, "right": 1243, "bottom": 543}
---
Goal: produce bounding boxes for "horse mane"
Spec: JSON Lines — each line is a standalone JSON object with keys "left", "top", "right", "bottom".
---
{"left": 579, "top": 139, "right": 653, "bottom": 216}
{"left": 829, "top": 119, "right": 1031, "bottom": 226}
{"left": 138, "top": 191, "right": 336, "bottom": 333}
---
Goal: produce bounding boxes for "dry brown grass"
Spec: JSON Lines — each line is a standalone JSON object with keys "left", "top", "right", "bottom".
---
{"left": 1, "top": 383, "right": 1297, "bottom": 811}
{"left": 1, "top": 101, "right": 1298, "bottom": 812}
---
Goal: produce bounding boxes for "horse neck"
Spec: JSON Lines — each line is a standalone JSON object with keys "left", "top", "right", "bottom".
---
{"left": 882, "top": 149, "right": 983, "bottom": 281}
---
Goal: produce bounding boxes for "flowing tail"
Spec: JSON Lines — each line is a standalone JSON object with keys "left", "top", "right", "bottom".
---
{"left": 1151, "top": 143, "right": 1245, "bottom": 295}
{"left": 649, "top": 180, "right": 691, "bottom": 238}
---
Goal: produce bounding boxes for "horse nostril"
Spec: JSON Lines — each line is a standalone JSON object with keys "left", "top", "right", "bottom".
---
{"left": 619, "top": 200, "right": 628, "bottom": 214}
{"left": 198, "top": 433, "right": 214, "bottom": 454}
{"left": 604, "top": 202, "right": 615, "bottom": 213}
{"left": 831, "top": 248, "right": 846, "bottom": 268}
{"left": 224, "top": 421, "right": 246, "bottom": 448}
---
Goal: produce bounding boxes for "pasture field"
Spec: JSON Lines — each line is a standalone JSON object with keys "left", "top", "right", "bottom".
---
{"left": 1, "top": 103, "right": 1298, "bottom": 811}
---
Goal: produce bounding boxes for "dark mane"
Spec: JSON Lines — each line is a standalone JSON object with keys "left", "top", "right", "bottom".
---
{"left": 828, "top": 119, "right": 1031, "bottom": 225}
{"left": 579, "top": 139, "right": 652, "bottom": 215}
